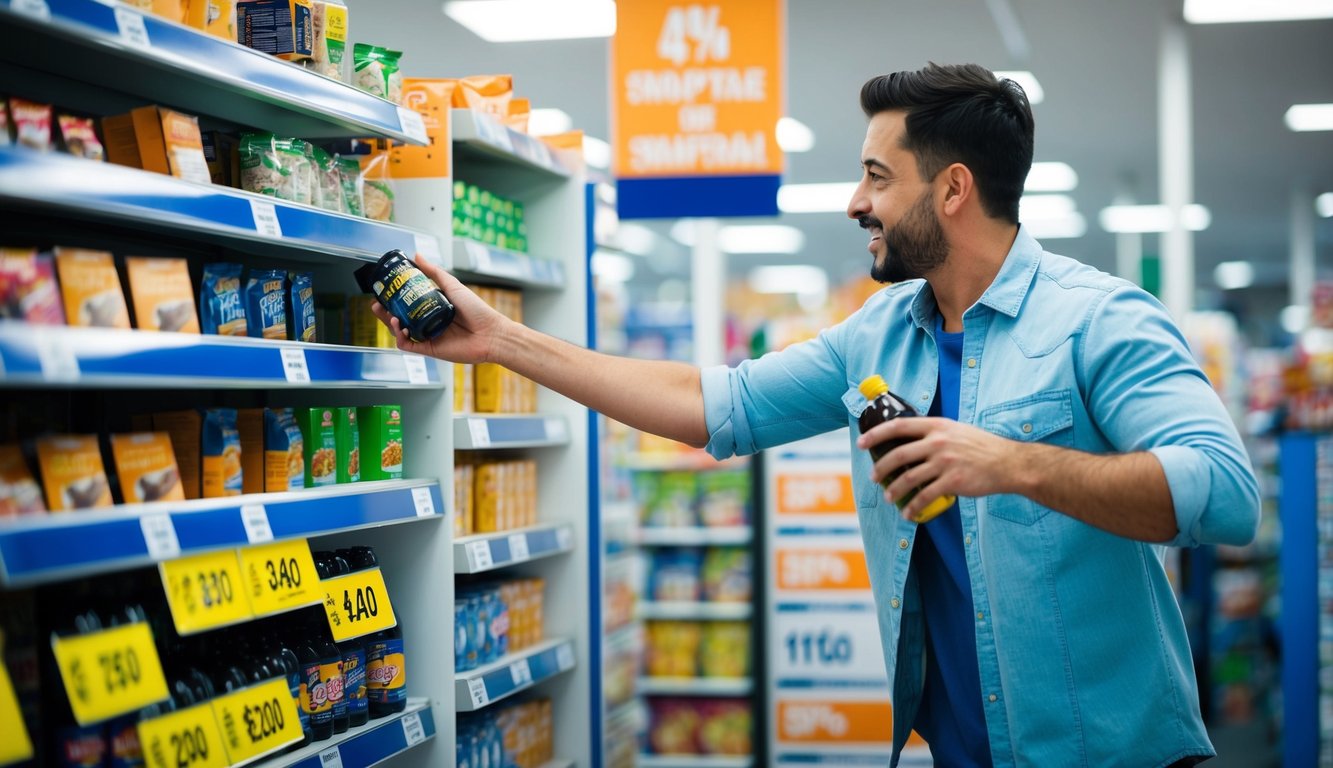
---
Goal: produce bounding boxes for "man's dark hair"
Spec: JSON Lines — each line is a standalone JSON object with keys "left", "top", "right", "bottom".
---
{"left": 860, "top": 63, "right": 1034, "bottom": 223}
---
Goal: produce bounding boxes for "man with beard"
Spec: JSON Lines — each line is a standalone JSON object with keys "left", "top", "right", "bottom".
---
{"left": 374, "top": 63, "right": 1258, "bottom": 767}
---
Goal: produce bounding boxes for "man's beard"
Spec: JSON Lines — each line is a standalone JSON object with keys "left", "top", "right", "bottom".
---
{"left": 864, "top": 190, "right": 949, "bottom": 284}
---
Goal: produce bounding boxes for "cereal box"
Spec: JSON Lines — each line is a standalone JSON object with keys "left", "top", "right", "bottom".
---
{"left": 298, "top": 407, "right": 337, "bottom": 488}
{"left": 152, "top": 410, "right": 202, "bottom": 500}
{"left": 0, "top": 250, "right": 65, "bottom": 324}
{"left": 0, "top": 444, "right": 45, "bottom": 516}
{"left": 202, "top": 408, "right": 242, "bottom": 497}
{"left": 264, "top": 408, "right": 304, "bottom": 492}
{"left": 334, "top": 406, "right": 359, "bottom": 484}
{"left": 126, "top": 256, "right": 199, "bottom": 333}
{"left": 54, "top": 248, "right": 129, "bottom": 329}
{"left": 102, "top": 106, "right": 210, "bottom": 184}
{"left": 110, "top": 432, "right": 185, "bottom": 504}
{"left": 357, "top": 405, "right": 402, "bottom": 481}
{"left": 36, "top": 435, "right": 113, "bottom": 511}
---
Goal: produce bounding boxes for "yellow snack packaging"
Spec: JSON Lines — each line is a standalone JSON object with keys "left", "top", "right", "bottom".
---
{"left": 0, "top": 444, "right": 46, "bottom": 516}
{"left": 53, "top": 248, "right": 130, "bottom": 329}
{"left": 126, "top": 256, "right": 199, "bottom": 333}
{"left": 110, "top": 432, "right": 185, "bottom": 504}
{"left": 449, "top": 74, "right": 514, "bottom": 119}
{"left": 36, "top": 435, "right": 113, "bottom": 511}
{"left": 201, "top": 408, "right": 243, "bottom": 497}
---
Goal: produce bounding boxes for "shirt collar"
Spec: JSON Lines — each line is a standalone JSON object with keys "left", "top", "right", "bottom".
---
{"left": 906, "top": 225, "right": 1043, "bottom": 329}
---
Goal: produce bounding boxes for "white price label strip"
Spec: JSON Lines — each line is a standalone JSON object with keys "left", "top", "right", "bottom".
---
{"left": 319, "top": 747, "right": 344, "bottom": 768}
{"left": 401, "top": 711, "right": 426, "bottom": 746}
{"left": 403, "top": 355, "right": 430, "bottom": 385}
{"left": 467, "top": 418, "right": 491, "bottom": 448}
{"left": 36, "top": 336, "right": 80, "bottom": 383}
{"left": 413, "top": 233, "right": 442, "bottom": 265}
{"left": 544, "top": 418, "right": 568, "bottom": 443}
{"left": 140, "top": 514, "right": 180, "bottom": 561}
{"left": 249, "top": 199, "right": 282, "bottom": 238}
{"left": 464, "top": 240, "right": 492, "bottom": 272}
{"left": 508, "top": 534, "right": 530, "bottom": 561}
{"left": 509, "top": 659, "right": 532, "bottom": 687}
{"left": 556, "top": 527, "right": 573, "bottom": 551}
{"left": 281, "top": 347, "right": 310, "bottom": 383}
{"left": 467, "top": 678, "right": 488, "bottom": 708}
{"left": 469, "top": 540, "right": 493, "bottom": 570}
{"left": 10, "top": 0, "right": 51, "bottom": 20}
{"left": 396, "top": 106, "right": 428, "bottom": 144}
{"left": 241, "top": 504, "right": 273, "bottom": 544}
{"left": 556, "top": 643, "right": 575, "bottom": 671}
{"left": 113, "top": 6, "right": 151, "bottom": 48}
{"left": 411, "top": 486, "right": 436, "bottom": 517}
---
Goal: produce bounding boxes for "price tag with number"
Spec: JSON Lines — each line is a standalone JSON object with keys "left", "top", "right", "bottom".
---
{"left": 52, "top": 622, "right": 170, "bottom": 725}
{"left": 401, "top": 711, "right": 426, "bottom": 746}
{"left": 508, "top": 534, "right": 530, "bottom": 562}
{"left": 413, "top": 233, "right": 442, "bottom": 265}
{"left": 396, "top": 106, "right": 429, "bottom": 144}
{"left": 160, "top": 550, "right": 253, "bottom": 636}
{"left": 136, "top": 702, "right": 228, "bottom": 768}
{"left": 322, "top": 568, "right": 397, "bottom": 642}
{"left": 467, "top": 418, "right": 491, "bottom": 448}
{"left": 140, "top": 514, "right": 181, "bottom": 560}
{"left": 280, "top": 347, "right": 310, "bottom": 384}
{"left": 241, "top": 504, "right": 273, "bottom": 544}
{"left": 211, "top": 678, "right": 303, "bottom": 763}
{"left": 467, "top": 678, "right": 488, "bottom": 708}
{"left": 411, "top": 486, "right": 436, "bottom": 517}
{"left": 36, "top": 335, "right": 80, "bottom": 382}
{"left": 509, "top": 658, "right": 533, "bottom": 688}
{"left": 319, "top": 746, "right": 345, "bottom": 768}
{"left": 469, "top": 540, "right": 493, "bottom": 571}
{"left": 403, "top": 354, "right": 430, "bottom": 385}
{"left": 556, "top": 643, "right": 575, "bottom": 672}
{"left": 249, "top": 199, "right": 282, "bottom": 238}
{"left": 113, "top": 6, "right": 151, "bottom": 48}
{"left": 0, "top": 649, "right": 33, "bottom": 765}
{"left": 240, "top": 540, "right": 321, "bottom": 617}
{"left": 556, "top": 526, "right": 573, "bottom": 552}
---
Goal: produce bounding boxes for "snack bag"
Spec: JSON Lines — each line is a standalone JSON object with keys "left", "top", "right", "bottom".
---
{"left": 125, "top": 256, "right": 199, "bottom": 332}
{"left": 449, "top": 74, "right": 513, "bottom": 118}
{"left": 36, "top": 435, "right": 113, "bottom": 511}
{"left": 0, "top": 445, "right": 46, "bottom": 516}
{"left": 264, "top": 408, "right": 304, "bottom": 492}
{"left": 698, "top": 701, "right": 752, "bottom": 755}
{"left": 54, "top": 248, "right": 128, "bottom": 328}
{"left": 276, "top": 138, "right": 312, "bottom": 205}
{"left": 56, "top": 114, "right": 105, "bottom": 161}
{"left": 701, "top": 547, "right": 752, "bottom": 603}
{"left": 238, "top": 132, "right": 287, "bottom": 198}
{"left": 648, "top": 698, "right": 702, "bottom": 755}
{"left": 201, "top": 408, "right": 243, "bottom": 497}
{"left": 360, "top": 149, "right": 394, "bottom": 222}
{"left": 199, "top": 263, "right": 247, "bottom": 336}
{"left": 298, "top": 407, "right": 337, "bottom": 488}
{"left": 245, "top": 268, "right": 287, "bottom": 339}
{"left": 352, "top": 44, "right": 400, "bottom": 100}
{"left": 306, "top": 0, "right": 347, "bottom": 80}
{"left": 9, "top": 98, "right": 52, "bottom": 151}
{"left": 152, "top": 410, "right": 202, "bottom": 499}
{"left": 287, "top": 271, "right": 316, "bottom": 341}
{"left": 503, "top": 98, "right": 530, "bottom": 133}
{"left": 0, "top": 250, "right": 65, "bottom": 324}
{"left": 110, "top": 432, "right": 184, "bottom": 504}
{"left": 335, "top": 154, "right": 365, "bottom": 216}
{"left": 307, "top": 144, "right": 341, "bottom": 212}
{"left": 700, "top": 622, "right": 750, "bottom": 678}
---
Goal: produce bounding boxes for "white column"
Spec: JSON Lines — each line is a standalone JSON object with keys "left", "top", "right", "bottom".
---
{"left": 1114, "top": 192, "right": 1144, "bottom": 285}
{"left": 691, "top": 218, "right": 726, "bottom": 368}
{"left": 1291, "top": 188, "right": 1316, "bottom": 308}
{"left": 1159, "top": 18, "right": 1194, "bottom": 319}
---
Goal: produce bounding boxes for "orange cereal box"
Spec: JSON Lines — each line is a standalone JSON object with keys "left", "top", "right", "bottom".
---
{"left": 110, "top": 432, "right": 185, "bottom": 504}
{"left": 36, "top": 435, "right": 113, "bottom": 511}
{"left": 0, "top": 444, "right": 46, "bottom": 516}
{"left": 126, "top": 256, "right": 199, "bottom": 333}
{"left": 54, "top": 248, "right": 130, "bottom": 329}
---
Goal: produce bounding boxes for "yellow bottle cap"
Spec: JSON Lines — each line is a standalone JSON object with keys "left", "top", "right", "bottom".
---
{"left": 859, "top": 375, "right": 889, "bottom": 400}
{"left": 914, "top": 494, "right": 956, "bottom": 524}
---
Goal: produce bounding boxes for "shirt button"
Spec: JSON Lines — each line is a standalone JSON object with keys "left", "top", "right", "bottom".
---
{"left": 965, "top": 535, "right": 973, "bottom": 545}
{"left": 989, "top": 694, "right": 998, "bottom": 703}
{"left": 967, "top": 358, "right": 977, "bottom": 368}
{"left": 899, "top": 538, "right": 909, "bottom": 550}
{"left": 1021, "top": 423, "right": 1033, "bottom": 434}
{"left": 920, "top": 394, "right": 929, "bottom": 402}
{"left": 977, "top": 612, "right": 985, "bottom": 621}
{"left": 891, "top": 597, "right": 901, "bottom": 609}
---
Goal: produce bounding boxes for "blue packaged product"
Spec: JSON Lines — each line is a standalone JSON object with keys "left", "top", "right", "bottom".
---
{"left": 469, "top": 592, "right": 491, "bottom": 665}
{"left": 288, "top": 271, "right": 316, "bottom": 342}
{"left": 455, "top": 597, "right": 472, "bottom": 671}
{"left": 486, "top": 718, "right": 504, "bottom": 768}
{"left": 246, "top": 268, "right": 287, "bottom": 339}
{"left": 199, "top": 263, "right": 246, "bottom": 336}
{"left": 202, "top": 407, "right": 243, "bottom": 497}
{"left": 264, "top": 407, "right": 305, "bottom": 492}
{"left": 486, "top": 588, "right": 509, "bottom": 659}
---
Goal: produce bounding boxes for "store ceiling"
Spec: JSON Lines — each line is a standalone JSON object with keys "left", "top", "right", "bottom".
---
{"left": 363, "top": 1, "right": 1333, "bottom": 305}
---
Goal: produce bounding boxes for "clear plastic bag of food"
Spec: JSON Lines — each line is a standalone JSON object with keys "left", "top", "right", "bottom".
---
{"left": 238, "top": 132, "right": 287, "bottom": 198}
{"left": 335, "top": 155, "right": 364, "bottom": 217}
{"left": 276, "top": 138, "right": 313, "bottom": 205}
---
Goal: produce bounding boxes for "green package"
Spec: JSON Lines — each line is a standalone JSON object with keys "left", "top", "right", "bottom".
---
{"left": 299, "top": 407, "right": 338, "bottom": 488}
{"left": 358, "top": 405, "right": 403, "bottom": 480}
{"left": 335, "top": 406, "right": 360, "bottom": 483}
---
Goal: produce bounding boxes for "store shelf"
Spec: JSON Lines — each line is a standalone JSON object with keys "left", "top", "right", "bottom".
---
{"left": 637, "top": 527, "right": 753, "bottom": 547}
{"left": 279, "top": 698, "right": 435, "bottom": 768}
{"left": 638, "top": 602, "right": 752, "bottom": 621}
{"left": 455, "top": 637, "right": 577, "bottom": 712}
{"left": 453, "top": 239, "right": 567, "bottom": 290}
{"left": 0, "top": 479, "right": 443, "bottom": 586}
{"left": 0, "top": 322, "right": 443, "bottom": 389}
{"left": 637, "top": 677, "right": 753, "bottom": 697}
{"left": 454, "top": 523, "right": 576, "bottom": 574}
{"left": 538, "top": 761, "right": 575, "bottom": 768}
{"left": 637, "top": 756, "right": 754, "bottom": 768}
{"left": 620, "top": 453, "right": 749, "bottom": 472}
{"left": 451, "top": 109, "right": 576, "bottom": 178}
{"left": 0, "top": 146, "right": 440, "bottom": 262}
{"left": 0, "top": 0, "right": 426, "bottom": 144}
{"left": 453, "top": 414, "right": 572, "bottom": 449}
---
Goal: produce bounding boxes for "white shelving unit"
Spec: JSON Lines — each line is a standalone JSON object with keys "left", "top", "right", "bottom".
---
{"left": 635, "top": 756, "right": 754, "bottom": 768}
{"left": 637, "top": 677, "right": 754, "bottom": 697}
{"left": 0, "top": 5, "right": 593, "bottom": 768}
{"left": 637, "top": 602, "right": 753, "bottom": 621}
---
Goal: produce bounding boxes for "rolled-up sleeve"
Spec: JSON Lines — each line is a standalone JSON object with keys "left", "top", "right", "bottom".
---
{"left": 702, "top": 321, "right": 854, "bottom": 461}
{"left": 1080, "top": 287, "right": 1260, "bottom": 547}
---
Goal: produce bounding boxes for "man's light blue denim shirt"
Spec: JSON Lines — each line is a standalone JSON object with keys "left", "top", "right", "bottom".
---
{"left": 701, "top": 228, "right": 1260, "bottom": 767}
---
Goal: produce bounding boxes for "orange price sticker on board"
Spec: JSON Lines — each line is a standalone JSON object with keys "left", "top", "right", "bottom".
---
{"left": 776, "top": 550, "right": 870, "bottom": 591}
{"left": 777, "top": 700, "right": 925, "bottom": 747}
{"left": 776, "top": 473, "right": 856, "bottom": 515}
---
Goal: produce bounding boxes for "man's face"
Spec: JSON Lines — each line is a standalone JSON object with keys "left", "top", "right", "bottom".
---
{"left": 846, "top": 111, "right": 949, "bottom": 283}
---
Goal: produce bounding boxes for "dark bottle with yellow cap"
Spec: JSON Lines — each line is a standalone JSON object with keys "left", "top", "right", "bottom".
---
{"left": 857, "top": 375, "right": 955, "bottom": 523}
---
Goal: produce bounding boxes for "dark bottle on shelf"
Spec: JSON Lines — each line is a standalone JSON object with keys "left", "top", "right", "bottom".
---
{"left": 312, "top": 555, "right": 349, "bottom": 734}
{"left": 270, "top": 624, "right": 311, "bottom": 746}
{"left": 334, "top": 550, "right": 370, "bottom": 729}
{"left": 355, "top": 547, "right": 407, "bottom": 719}
{"left": 49, "top": 606, "right": 108, "bottom": 768}
{"left": 294, "top": 610, "right": 335, "bottom": 742}
{"left": 857, "top": 374, "right": 955, "bottom": 524}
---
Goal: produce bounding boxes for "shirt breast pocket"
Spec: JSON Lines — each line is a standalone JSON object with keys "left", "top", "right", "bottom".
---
{"left": 978, "top": 388, "right": 1075, "bottom": 525}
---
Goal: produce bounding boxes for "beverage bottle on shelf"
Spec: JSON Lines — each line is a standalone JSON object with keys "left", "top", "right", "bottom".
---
{"left": 857, "top": 374, "right": 956, "bottom": 524}
{"left": 312, "top": 555, "right": 349, "bottom": 734}
{"left": 354, "top": 547, "right": 406, "bottom": 718}
{"left": 48, "top": 605, "right": 108, "bottom": 768}
{"left": 334, "top": 549, "right": 370, "bottom": 729}
{"left": 293, "top": 611, "right": 335, "bottom": 742}
{"left": 267, "top": 623, "right": 311, "bottom": 746}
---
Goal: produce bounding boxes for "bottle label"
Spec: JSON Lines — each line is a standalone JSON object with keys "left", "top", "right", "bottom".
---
{"left": 366, "top": 640, "right": 405, "bottom": 701}
{"left": 343, "top": 650, "right": 368, "bottom": 715}
{"left": 107, "top": 716, "right": 144, "bottom": 768}
{"left": 321, "top": 661, "right": 344, "bottom": 713}
{"left": 302, "top": 663, "right": 333, "bottom": 720}
{"left": 59, "top": 724, "right": 108, "bottom": 767}
{"left": 287, "top": 672, "right": 308, "bottom": 732}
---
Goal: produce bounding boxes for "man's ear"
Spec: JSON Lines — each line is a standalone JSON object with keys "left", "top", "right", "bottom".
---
{"left": 940, "top": 163, "right": 974, "bottom": 217}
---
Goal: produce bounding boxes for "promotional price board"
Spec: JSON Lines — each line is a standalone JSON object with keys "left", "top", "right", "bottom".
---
{"left": 0, "top": 636, "right": 33, "bottom": 765}
{"left": 239, "top": 539, "right": 321, "bottom": 617}
{"left": 211, "top": 677, "right": 304, "bottom": 763}
{"left": 137, "top": 702, "right": 228, "bottom": 768}
{"left": 612, "top": 0, "right": 785, "bottom": 218}
{"left": 321, "top": 567, "right": 398, "bottom": 642}
{"left": 51, "top": 622, "right": 169, "bottom": 725}
{"left": 160, "top": 549, "right": 253, "bottom": 635}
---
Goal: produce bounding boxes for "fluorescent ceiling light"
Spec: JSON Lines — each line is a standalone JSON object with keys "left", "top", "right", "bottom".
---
{"left": 1019, "top": 194, "right": 1077, "bottom": 219}
{"left": 592, "top": 251, "right": 635, "bottom": 283}
{"left": 777, "top": 117, "right": 815, "bottom": 153}
{"left": 1025, "top": 162, "right": 1078, "bottom": 192}
{"left": 443, "top": 0, "right": 616, "bottom": 42}
{"left": 1184, "top": 0, "right": 1333, "bottom": 23}
{"left": 583, "top": 136, "right": 612, "bottom": 169}
{"left": 719, "top": 225, "right": 805, "bottom": 254}
{"left": 1024, "top": 212, "right": 1086, "bottom": 240}
{"left": 749, "top": 265, "right": 828, "bottom": 295}
{"left": 1317, "top": 192, "right": 1333, "bottom": 217}
{"left": 1099, "top": 203, "right": 1211, "bottom": 233}
{"left": 1286, "top": 103, "right": 1333, "bottom": 131}
{"left": 1213, "top": 260, "right": 1255, "bottom": 290}
{"left": 778, "top": 182, "right": 857, "bottom": 213}
{"left": 994, "top": 70, "right": 1044, "bottom": 104}
{"left": 1282, "top": 305, "right": 1310, "bottom": 334}
{"left": 528, "top": 108, "right": 573, "bottom": 136}
{"left": 613, "top": 223, "right": 657, "bottom": 256}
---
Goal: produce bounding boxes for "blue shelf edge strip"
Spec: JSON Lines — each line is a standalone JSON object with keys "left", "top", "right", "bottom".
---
{"left": 0, "top": 482, "right": 443, "bottom": 583}
{"left": 286, "top": 706, "right": 437, "bottom": 768}
{"left": 484, "top": 527, "right": 563, "bottom": 564}
{"left": 487, "top": 418, "right": 552, "bottom": 444}
{"left": 479, "top": 643, "right": 570, "bottom": 703}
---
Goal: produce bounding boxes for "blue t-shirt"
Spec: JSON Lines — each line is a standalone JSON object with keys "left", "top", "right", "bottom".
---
{"left": 911, "top": 317, "right": 993, "bottom": 766}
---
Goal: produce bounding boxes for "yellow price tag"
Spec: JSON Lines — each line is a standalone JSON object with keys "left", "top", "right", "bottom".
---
{"left": 160, "top": 550, "right": 253, "bottom": 635}
{"left": 0, "top": 650, "right": 34, "bottom": 766}
{"left": 322, "top": 568, "right": 397, "bottom": 642}
{"left": 210, "top": 677, "right": 303, "bottom": 764}
{"left": 239, "top": 539, "right": 321, "bottom": 617}
{"left": 51, "top": 623, "right": 169, "bottom": 725}
{"left": 137, "top": 702, "right": 229, "bottom": 768}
